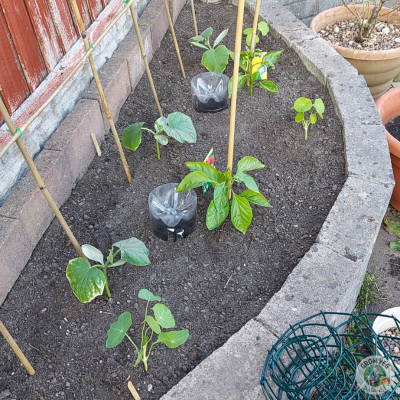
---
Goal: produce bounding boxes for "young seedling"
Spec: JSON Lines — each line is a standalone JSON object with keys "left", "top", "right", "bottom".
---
{"left": 66, "top": 238, "right": 149, "bottom": 303}
{"left": 122, "top": 112, "right": 196, "bottom": 160}
{"left": 292, "top": 97, "right": 325, "bottom": 141}
{"left": 228, "top": 22, "right": 283, "bottom": 97}
{"left": 106, "top": 289, "right": 189, "bottom": 371}
{"left": 175, "top": 156, "right": 271, "bottom": 234}
{"left": 189, "top": 27, "right": 229, "bottom": 74}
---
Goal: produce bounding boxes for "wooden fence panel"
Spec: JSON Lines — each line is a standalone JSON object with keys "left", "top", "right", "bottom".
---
{"left": 67, "top": 0, "right": 91, "bottom": 31}
{"left": 87, "top": 0, "right": 103, "bottom": 21}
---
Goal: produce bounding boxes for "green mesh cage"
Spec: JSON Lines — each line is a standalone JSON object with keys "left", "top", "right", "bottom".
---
{"left": 261, "top": 311, "right": 400, "bottom": 400}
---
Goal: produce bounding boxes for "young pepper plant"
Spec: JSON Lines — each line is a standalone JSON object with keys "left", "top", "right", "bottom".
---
{"left": 122, "top": 112, "right": 196, "bottom": 160}
{"left": 66, "top": 238, "right": 149, "bottom": 303}
{"left": 106, "top": 289, "right": 189, "bottom": 371}
{"left": 292, "top": 97, "right": 325, "bottom": 141}
{"left": 175, "top": 156, "right": 271, "bottom": 234}
{"left": 189, "top": 27, "right": 229, "bottom": 73}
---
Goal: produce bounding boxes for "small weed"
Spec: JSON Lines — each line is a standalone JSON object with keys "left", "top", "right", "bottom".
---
{"left": 355, "top": 270, "right": 382, "bottom": 312}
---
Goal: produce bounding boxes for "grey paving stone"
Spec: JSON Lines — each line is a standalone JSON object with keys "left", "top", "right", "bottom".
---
{"left": 161, "top": 319, "right": 278, "bottom": 400}
{"left": 316, "top": 176, "right": 392, "bottom": 263}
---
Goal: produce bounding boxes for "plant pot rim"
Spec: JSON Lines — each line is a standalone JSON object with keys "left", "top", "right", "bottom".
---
{"left": 310, "top": 5, "right": 400, "bottom": 60}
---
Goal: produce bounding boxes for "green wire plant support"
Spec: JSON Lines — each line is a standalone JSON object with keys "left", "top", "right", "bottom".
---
{"left": 261, "top": 311, "right": 400, "bottom": 399}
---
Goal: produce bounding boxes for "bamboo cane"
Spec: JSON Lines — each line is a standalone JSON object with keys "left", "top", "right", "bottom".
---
{"left": 163, "top": 0, "right": 186, "bottom": 78}
{"left": 127, "top": 381, "right": 141, "bottom": 400}
{"left": 227, "top": 0, "right": 245, "bottom": 199}
{"left": 250, "top": 0, "right": 261, "bottom": 53}
{"left": 0, "top": 98, "right": 85, "bottom": 259}
{"left": 91, "top": 132, "right": 102, "bottom": 156}
{"left": 69, "top": 0, "right": 132, "bottom": 183}
{"left": 190, "top": 0, "right": 198, "bottom": 36}
{"left": 0, "top": 320, "right": 35, "bottom": 375}
{"left": 128, "top": 3, "right": 163, "bottom": 117}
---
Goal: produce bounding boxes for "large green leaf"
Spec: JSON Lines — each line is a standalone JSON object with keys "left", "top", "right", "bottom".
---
{"left": 153, "top": 303, "right": 175, "bottom": 329}
{"left": 157, "top": 330, "right": 189, "bottom": 349}
{"left": 235, "top": 172, "right": 259, "bottom": 193}
{"left": 185, "top": 161, "right": 223, "bottom": 183}
{"left": 206, "top": 199, "right": 229, "bottom": 230}
{"left": 240, "top": 189, "right": 271, "bottom": 207}
{"left": 231, "top": 193, "right": 253, "bottom": 235}
{"left": 164, "top": 112, "right": 196, "bottom": 143}
{"left": 106, "top": 312, "right": 132, "bottom": 348}
{"left": 82, "top": 244, "right": 104, "bottom": 265}
{"left": 262, "top": 50, "right": 283, "bottom": 68}
{"left": 258, "top": 21, "right": 269, "bottom": 36}
{"left": 236, "top": 156, "right": 265, "bottom": 174}
{"left": 213, "top": 29, "right": 228, "bottom": 47}
{"left": 175, "top": 171, "right": 212, "bottom": 192}
{"left": 390, "top": 241, "right": 400, "bottom": 251}
{"left": 293, "top": 97, "right": 313, "bottom": 113}
{"left": 213, "top": 182, "right": 228, "bottom": 210}
{"left": 113, "top": 237, "right": 150, "bottom": 267}
{"left": 145, "top": 315, "right": 161, "bottom": 334}
{"left": 314, "top": 98, "right": 325, "bottom": 118}
{"left": 259, "top": 80, "right": 278, "bottom": 93}
{"left": 66, "top": 258, "right": 105, "bottom": 303}
{"left": 138, "top": 289, "right": 161, "bottom": 302}
{"left": 202, "top": 45, "right": 229, "bottom": 74}
{"left": 122, "top": 123, "right": 144, "bottom": 151}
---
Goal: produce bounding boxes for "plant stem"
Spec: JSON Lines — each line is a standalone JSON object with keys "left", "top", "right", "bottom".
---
{"left": 142, "top": 344, "right": 148, "bottom": 371}
{"left": 303, "top": 121, "right": 309, "bottom": 141}
{"left": 102, "top": 268, "right": 112, "bottom": 298}
{"left": 125, "top": 334, "right": 140, "bottom": 354}
{"left": 156, "top": 141, "right": 160, "bottom": 160}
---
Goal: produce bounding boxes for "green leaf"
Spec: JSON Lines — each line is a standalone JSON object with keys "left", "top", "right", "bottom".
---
{"left": 262, "top": 50, "right": 283, "bottom": 67}
{"left": 310, "top": 113, "right": 317, "bottom": 124}
{"left": 206, "top": 199, "right": 229, "bottom": 230}
{"left": 228, "top": 50, "right": 235, "bottom": 60}
{"left": 231, "top": 193, "right": 253, "bottom": 235}
{"left": 185, "top": 162, "right": 223, "bottom": 183}
{"left": 237, "top": 156, "right": 265, "bottom": 174}
{"left": 390, "top": 241, "right": 400, "bottom": 251}
{"left": 214, "top": 182, "right": 228, "bottom": 210}
{"left": 153, "top": 304, "right": 175, "bottom": 329}
{"left": 200, "top": 27, "right": 213, "bottom": 38}
{"left": 240, "top": 189, "right": 271, "bottom": 207}
{"left": 213, "top": 29, "right": 228, "bottom": 47}
{"left": 164, "top": 112, "right": 196, "bottom": 143}
{"left": 202, "top": 45, "right": 229, "bottom": 74}
{"left": 295, "top": 112, "right": 304, "bottom": 123}
{"left": 190, "top": 35, "right": 205, "bottom": 42}
{"left": 155, "top": 116, "right": 167, "bottom": 132}
{"left": 188, "top": 39, "right": 208, "bottom": 50}
{"left": 258, "top": 21, "right": 269, "bottom": 36}
{"left": 113, "top": 237, "right": 150, "bottom": 267}
{"left": 142, "top": 334, "right": 149, "bottom": 347}
{"left": 259, "top": 80, "right": 279, "bottom": 93}
{"left": 106, "top": 312, "right": 132, "bottom": 348}
{"left": 66, "top": 258, "right": 105, "bottom": 303}
{"left": 243, "top": 27, "right": 253, "bottom": 35}
{"left": 108, "top": 259, "right": 127, "bottom": 268}
{"left": 157, "top": 330, "right": 189, "bottom": 349}
{"left": 294, "top": 97, "right": 313, "bottom": 112}
{"left": 134, "top": 350, "right": 143, "bottom": 367}
{"left": 82, "top": 244, "right": 104, "bottom": 265}
{"left": 138, "top": 289, "right": 161, "bottom": 302}
{"left": 154, "top": 134, "right": 168, "bottom": 145}
{"left": 122, "top": 123, "right": 144, "bottom": 151}
{"left": 314, "top": 98, "right": 325, "bottom": 118}
{"left": 145, "top": 315, "right": 161, "bottom": 334}
{"left": 235, "top": 172, "right": 259, "bottom": 193}
{"left": 386, "top": 219, "right": 400, "bottom": 237}
{"left": 175, "top": 171, "right": 213, "bottom": 192}
{"left": 228, "top": 73, "right": 247, "bottom": 98}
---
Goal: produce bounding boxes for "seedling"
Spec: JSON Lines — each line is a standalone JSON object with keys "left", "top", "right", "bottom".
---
{"left": 292, "top": 97, "right": 325, "bottom": 141}
{"left": 175, "top": 156, "right": 271, "bottom": 234}
{"left": 228, "top": 22, "right": 283, "bottom": 97}
{"left": 106, "top": 289, "right": 189, "bottom": 371}
{"left": 189, "top": 27, "right": 229, "bottom": 74}
{"left": 122, "top": 112, "right": 196, "bottom": 160}
{"left": 66, "top": 238, "right": 149, "bottom": 303}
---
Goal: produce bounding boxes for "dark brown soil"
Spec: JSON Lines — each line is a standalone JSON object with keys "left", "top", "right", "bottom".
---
{"left": 0, "top": 2, "right": 345, "bottom": 399}
{"left": 386, "top": 115, "right": 400, "bottom": 141}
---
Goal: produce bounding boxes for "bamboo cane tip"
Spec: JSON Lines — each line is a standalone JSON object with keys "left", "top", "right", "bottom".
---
{"left": 127, "top": 381, "right": 141, "bottom": 400}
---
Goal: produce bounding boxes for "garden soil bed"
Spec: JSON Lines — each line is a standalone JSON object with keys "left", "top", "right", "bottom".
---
{"left": 0, "top": 2, "right": 345, "bottom": 399}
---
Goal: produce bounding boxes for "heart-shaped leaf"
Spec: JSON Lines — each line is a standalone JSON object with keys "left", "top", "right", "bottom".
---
{"left": 240, "top": 189, "right": 271, "bottom": 207}
{"left": 314, "top": 98, "right": 325, "bottom": 118}
{"left": 175, "top": 171, "right": 211, "bottom": 192}
{"left": 258, "top": 21, "right": 269, "bottom": 36}
{"left": 245, "top": 34, "right": 259, "bottom": 47}
{"left": 185, "top": 161, "right": 222, "bottom": 183}
{"left": 157, "top": 330, "right": 189, "bottom": 348}
{"left": 202, "top": 45, "right": 229, "bottom": 74}
{"left": 294, "top": 97, "right": 313, "bottom": 113}
{"left": 113, "top": 238, "right": 150, "bottom": 266}
{"left": 164, "top": 112, "right": 196, "bottom": 143}
{"left": 82, "top": 244, "right": 104, "bottom": 265}
{"left": 236, "top": 156, "right": 264, "bottom": 174}
{"left": 66, "top": 258, "right": 105, "bottom": 303}
{"left": 231, "top": 193, "right": 253, "bottom": 235}
{"left": 206, "top": 199, "right": 229, "bottom": 230}
{"left": 122, "top": 123, "right": 144, "bottom": 151}
{"left": 106, "top": 312, "right": 132, "bottom": 348}
{"left": 138, "top": 289, "right": 161, "bottom": 302}
{"left": 295, "top": 112, "right": 304, "bottom": 123}
{"left": 154, "top": 134, "right": 168, "bottom": 145}
{"left": 153, "top": 303, "right": 175, "bottom": 329}
{"left": 145, "top": 315, "right": 161, "bottom": 334}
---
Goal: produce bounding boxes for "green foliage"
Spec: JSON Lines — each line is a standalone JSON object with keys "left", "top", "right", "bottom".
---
{"left": 122, "top": 112, "right": 196, "bottom": 160}
{"left": 66, "top": 239, "right": 149, "bottom": 303}
{"left": 176, "top": 156, "right": 271, "bottom": 235}
{"left": 292, "top": 97, "right": 325, "bottom": 141}
{"left": 228, "top": 22, "right": 283, "bottom": 97}
{"left": 189, "top": 27, "right": 229, "bottom": 73}
{"left": 355, "top": 270, "right": 381, "bottom": 312}
{"left": 384, "top": 217, "right": 400, "bottom": 250}
{"left": 106, "top": 289, "right": 189, "bottom": 371}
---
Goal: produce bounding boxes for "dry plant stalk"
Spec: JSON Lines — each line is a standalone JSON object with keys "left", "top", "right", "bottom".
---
{"left": 342, "top": 0, "right": 400, "bottom": 42}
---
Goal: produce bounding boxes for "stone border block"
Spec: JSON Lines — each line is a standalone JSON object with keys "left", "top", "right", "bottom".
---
{"left": 169, "top": 0, "right": 187, "bottom": 24}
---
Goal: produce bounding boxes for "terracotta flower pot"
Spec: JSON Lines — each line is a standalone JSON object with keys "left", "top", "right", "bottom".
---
{"left": 310, "top": 6, "right": 400, "bottom": 99}
{"left": 376, "top": 87, "right": 400, "bottom": 211}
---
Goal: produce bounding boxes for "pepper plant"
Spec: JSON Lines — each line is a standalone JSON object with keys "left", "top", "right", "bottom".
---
{"left": 106, "top": 289, "right": 189, "bottom": 371}
{"left": 122, "top": 112, "right": 196, "bottom": 160}
{"left": 292, "top": 97, "right": 325, "bottom": 141}
{"left": 66, "top": 238, "right": 149, "bottom": 303}
{"left": 175, "top": 156, "right": 271, "bottom": 234}
{"left": 189, "top": 27, "right": 229, "bottom": 74}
